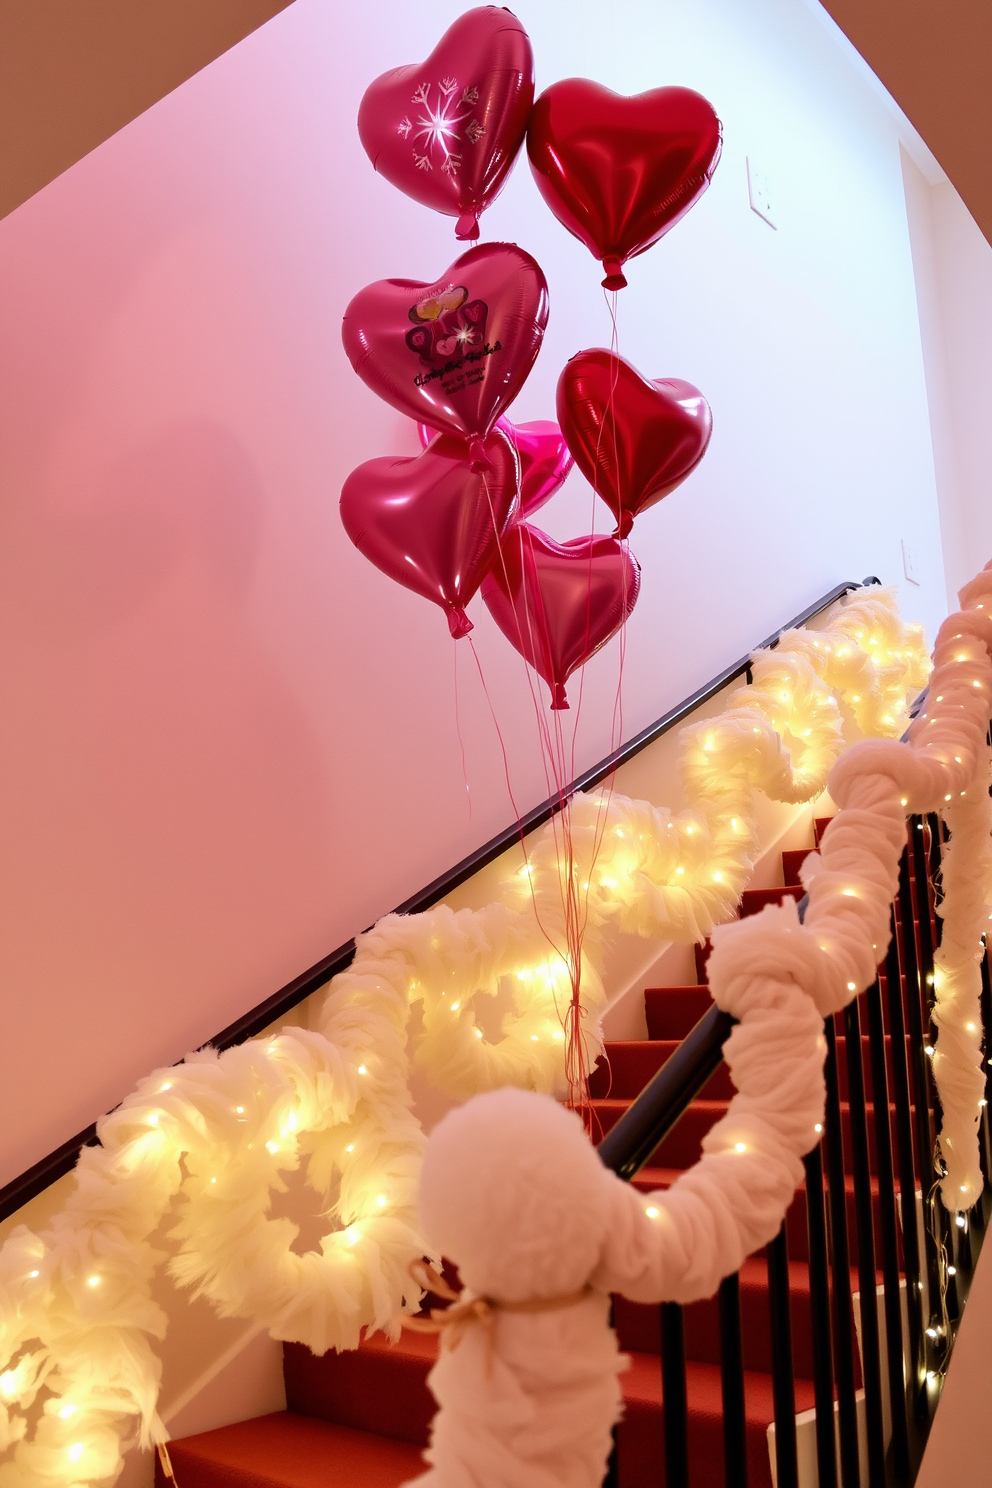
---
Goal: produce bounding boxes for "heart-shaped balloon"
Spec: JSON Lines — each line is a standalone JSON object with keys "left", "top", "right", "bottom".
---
{"left": 358, "top": 7, "right": 534, "bottom": 242}
{"left": 340, "top": 427, "right": 518, "bottom": 638}
{"left": 482, "top": 524, "right": 640, "bottom": 709}
{"left": 342, "top": 243, "right": 549, "bottom": 471}
{"left": 418, "top": 415, "right": 572, "bottom": 519}
{"left": 557, "top": 350, "right": 712, "bottom": 538}
{"left": 527, "top": 80, "right": 722, "bottom": 288}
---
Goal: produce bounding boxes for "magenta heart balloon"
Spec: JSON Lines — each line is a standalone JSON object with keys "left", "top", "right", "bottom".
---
{"left": 418, "top": 415, "right": 572, "bottom": 519}
{"left": 482, "top": 524, "right": 640, "bottom": 709}
{"left": 340, "top": 428, "right": 519, "bottom": 638}
{"left": 358, "top": 7, "right": 534, "bottom": 242}
{"left": 342, "top": 243, "right": 549, "bottom": 471}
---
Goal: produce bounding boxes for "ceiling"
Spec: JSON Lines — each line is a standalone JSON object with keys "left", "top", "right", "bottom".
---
{"left": 821, "top": 0, "right": 992, "bottom": 244}
{"left": 0, "top": 0, "right": 294, "bottom": 222}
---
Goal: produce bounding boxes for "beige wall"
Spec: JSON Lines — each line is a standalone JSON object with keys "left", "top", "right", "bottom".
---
{"left": 0, "top": 0, "right": 295, "bottom": 222}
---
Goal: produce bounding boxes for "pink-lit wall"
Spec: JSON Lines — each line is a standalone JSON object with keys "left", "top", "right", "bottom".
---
{"left": 0, "top": 0, "right": 949, "bottom": 1183}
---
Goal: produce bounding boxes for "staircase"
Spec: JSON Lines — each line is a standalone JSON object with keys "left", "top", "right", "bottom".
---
{"left": 156, "top": 815, "right": 914, "bottom": 1488}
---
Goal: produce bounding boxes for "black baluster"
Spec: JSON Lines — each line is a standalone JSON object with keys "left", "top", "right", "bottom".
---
{"left": 844, "top": 996, "right": 886, "bottom": 1484}
{"left": 897, "top": 838, "right": 943, "bottom": 1343}
{"left": 660, "top": 1302, "right": 690, "bottom": 1488}
{"left": 866, "top": 976, "right": 912, "bottom": 1482}
{"left": 823, "top": 1018, "right": 861, "bottom": 1486}
{"left": 910, "top": 818, "right": 959, "bottom": 1319}
{"left": 603, "top": 1298, "right": 619, "bottom": 1488}
{"left": 719, "top": 1273, "right": 749, "bottom": 1488}
{"left": 767, "top": 1225, "right": 799, "bottom": 1488}
{"left": 980, "top": 945, "right": 992, "bottom": 1222}
{"left": 804, "top": 1143, "right": 838, "bottom": 1488}
{"left": 884, "top": 919, "right": 927, "bottom": 1417}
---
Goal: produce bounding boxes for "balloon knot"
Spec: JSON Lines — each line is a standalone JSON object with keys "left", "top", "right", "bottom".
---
{"left": 469, "top": 437, "right": 493, "bottom": 473}
{"left": 614, "top": 513, "right": 634, "bottom": 540}
{"left": 455, "top": 212, "right": 480, "bottom": 241}
{"left": 601, "top": 256, "right": 627, "bottom": 291}
{"left": 448, "top": 608, "right": 474, "bottom": 640}
{"left": 551, "top": 683, "right": 570, "bottom": 711}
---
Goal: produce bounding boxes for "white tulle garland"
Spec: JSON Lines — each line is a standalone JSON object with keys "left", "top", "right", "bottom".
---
{"left": 0, "top": 586, "right": 937, "bottom": 1488}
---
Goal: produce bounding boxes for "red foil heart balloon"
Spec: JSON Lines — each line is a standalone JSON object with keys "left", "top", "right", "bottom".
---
{"left": 342, "top": 243, "right": 549, "bottom": 471}
{"left": 556, "top": 350, "right": 712, "bottom": 538}
{"left": 418, "top": 415, "right": 572, "bottom": 519}
{"left": 527, "top": 80, "right": 722, "bottom": 288}
{"left": 358, "top": 7, "right": 534, "bottom": 242}
{"left": 340, "top": 427, "right": 519, "bottom": 638}
{"left": 482, "top": 524, "right": 640, "bottom": 709}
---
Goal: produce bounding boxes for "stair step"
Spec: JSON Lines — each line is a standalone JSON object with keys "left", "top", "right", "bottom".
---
{"left": 589, "top": 1043, "right": 734, "bottom": 1101}
{"left": 614, "top": 1256, "right": 822, "bottom": 1378}
{"left": 630, "top": 1166, "right": 896, "bottom": 1269}
{"left": 740, "top": 884, "right": 806, "bottom": 917}
{"left": 782, "top": 847, "right": 816, "bottom": 886}
{"left": 283, "top": 1331, "right": 815, "bottom": 1488}
{"left": 619, "top": 1351, "right": 816, "bottom": 1488}
{"left": 593, "top": 1092, "right": 905, "bottom": 1175}
{"left": 644, "top": 985, "right": 711, "bottom": 1039}
{"left": 595, "top": 1033, "right": 912, "bottom": 1103}
{"left": 285, "top": 1332, "right": 435, "bottom": 1445}
{"left": 157, "top": 1413, "right": 425, "bottom": 1488}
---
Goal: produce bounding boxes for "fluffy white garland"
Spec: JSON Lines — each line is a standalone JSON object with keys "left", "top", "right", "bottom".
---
{"left": 407, "top": 573, "right": 992, "bottom": 1488}
{"left": 0, "top": 586, "right": 940, "bottom": 1488}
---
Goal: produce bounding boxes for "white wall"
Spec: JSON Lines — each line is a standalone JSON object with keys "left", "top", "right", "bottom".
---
{"left": 901, "top": 150, "right": 992, "bottom": 607}
{"left": 0, "top": 0, "right": 949, "bottom": 1185}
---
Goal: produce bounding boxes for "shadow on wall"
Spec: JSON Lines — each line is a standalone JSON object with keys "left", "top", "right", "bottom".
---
{"left": 1, "top": 418, "right": 264, "bottom": 634}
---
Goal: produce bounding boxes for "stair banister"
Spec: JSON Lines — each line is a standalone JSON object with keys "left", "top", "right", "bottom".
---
{"left": 0, "top": 578, "right": 879, "bottom": 1226}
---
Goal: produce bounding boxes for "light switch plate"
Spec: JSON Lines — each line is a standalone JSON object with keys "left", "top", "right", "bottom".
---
{"left": 747, "top": 157, "right": 776, "bottom": 229}
{"left": 902, "top": 538, "right": 921, "bottom": 586}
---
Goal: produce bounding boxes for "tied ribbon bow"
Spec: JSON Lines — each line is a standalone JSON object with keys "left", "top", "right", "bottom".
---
{"left": 402, "top": 1259, "right": 594, "bottom": 1361}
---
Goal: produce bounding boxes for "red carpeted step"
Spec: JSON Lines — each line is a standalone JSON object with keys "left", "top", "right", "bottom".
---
{"left": 629, "top": 1166, "right": 893, "bottom": 1269}
{"left": 589, "top": 1043, "right": 735, "bottom": 1101}
{"left": 614, "top": 1257, "right": 820, "bottom": 1379}
{"left": 694, "top": 940, "right": 713, "bottom": 982}
{"left": 813, "top": 816, "right": 833, "bottom": 845}
{"left": 782, "top": 848, "right": 816, "bottom": 886}
{"left": 592, "top": 1098, "right": 728, "bottom": 1168}
{"left": 740, "top": 884, "right": 805, "bottom": 918}
{"left": 155, "top": 1413, "right": 426, "bottom": 1488}
{"left": 284, "top": 1333, "right": 435, "bottom": 1445}
{"left": 645, "top": 985, "right": 713, "bottom": 1039}
{"left": 618, "top": 1351, "right": 815, "bottom": 1488}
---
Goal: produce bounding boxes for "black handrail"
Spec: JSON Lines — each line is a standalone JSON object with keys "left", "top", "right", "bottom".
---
{"left": 0, "top": 577, "right": 877, "bottom": 1224}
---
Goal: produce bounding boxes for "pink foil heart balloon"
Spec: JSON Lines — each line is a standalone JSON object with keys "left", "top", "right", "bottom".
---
{"left": 342, "top": 243, "right": 549, "bottom": 471}
{"left": 482, "top": 524, "right": 640, "bottom": 709}
{"left": 418, "top": 415, "right": 572, "bottom": 519}
{"left": 340, "top": 427, "right": 519, "bottom": 638}
{"left": 358, "top": 7, "right": 535, "bottom": 242}
{"left": 556, "top": 349, "right": 712, "bottom": 537}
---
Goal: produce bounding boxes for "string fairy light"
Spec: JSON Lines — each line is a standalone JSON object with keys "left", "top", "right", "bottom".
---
{"left": 0, "top": 583, "right": 951, "bottom": 1488}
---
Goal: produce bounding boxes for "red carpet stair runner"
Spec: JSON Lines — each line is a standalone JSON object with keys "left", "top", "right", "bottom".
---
{"left": 158, "top": 819, "right": 910, "bottom": 1488}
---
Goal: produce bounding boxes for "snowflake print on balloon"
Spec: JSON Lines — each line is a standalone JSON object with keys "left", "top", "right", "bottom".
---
{"left": 398, "top": 77, "right": 485, "bottom": 178}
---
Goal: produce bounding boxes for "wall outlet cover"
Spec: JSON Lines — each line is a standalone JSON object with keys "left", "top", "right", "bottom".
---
{"left": 902, "top": 538, "right": 921, "bottom": 586}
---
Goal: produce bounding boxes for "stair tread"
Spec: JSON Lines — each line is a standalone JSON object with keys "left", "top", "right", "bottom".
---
{"left": 623, "top": 1349, "right": 818, "bottom": 1415}
{"left": 163, "top": 1412, "right": 425, "bottom": 1488}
